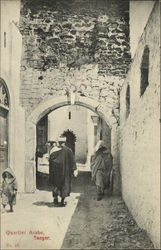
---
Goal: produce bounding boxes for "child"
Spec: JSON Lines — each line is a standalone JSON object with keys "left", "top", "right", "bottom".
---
{"left": 1, "top": 167, "right": 18, "bottom": 213}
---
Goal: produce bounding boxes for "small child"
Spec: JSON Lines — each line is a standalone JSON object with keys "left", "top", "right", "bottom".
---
{"left": 1, "top": 167, "right": 18, "bottom": 213}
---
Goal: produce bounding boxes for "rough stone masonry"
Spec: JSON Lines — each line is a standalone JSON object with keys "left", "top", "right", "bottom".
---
{"left": 19, "top": 0, "right": 131, "bottom": 118}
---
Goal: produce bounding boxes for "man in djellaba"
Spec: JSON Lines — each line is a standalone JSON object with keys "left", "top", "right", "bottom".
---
{"left": 49, "top": 137, "right": 76, "bottom": 207}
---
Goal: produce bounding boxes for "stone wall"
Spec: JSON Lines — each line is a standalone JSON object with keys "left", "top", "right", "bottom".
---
{"left": 19, "top": 0, "right": 131, "bottom": 194}
{"left": 19, "top": 0, "right": 130, "bottom": 118}
{"left": 120, "top": 2, "right": 160, "bottom": 248}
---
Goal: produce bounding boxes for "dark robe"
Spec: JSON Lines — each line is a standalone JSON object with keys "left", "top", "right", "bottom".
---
{"left": 49, "top": 145, "right": 76, "bottom": 198}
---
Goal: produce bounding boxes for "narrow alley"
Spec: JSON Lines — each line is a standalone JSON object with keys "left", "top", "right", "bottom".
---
{"left": 1, "top": 0, "right": 160, "bottom": 249}
{"left": 1, "top": 168, "right": 154, "bottom": 250}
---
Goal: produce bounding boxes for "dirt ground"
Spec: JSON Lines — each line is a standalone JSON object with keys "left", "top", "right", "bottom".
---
{"left": 61, "top": 171, "right": 154, "bottom": 249}
{"left": 1, "top": 170, "right": 154, "bottom": 250}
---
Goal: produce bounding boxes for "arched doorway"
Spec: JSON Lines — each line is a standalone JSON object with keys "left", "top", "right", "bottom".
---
{"left": 25, "top": 95, "right": 120, "bottom": 194}
{"left": 0, "top": 79, "right": 10, "bottom": 173}
{"left": 35, "top": 105, "right": 110, "bottom": 190}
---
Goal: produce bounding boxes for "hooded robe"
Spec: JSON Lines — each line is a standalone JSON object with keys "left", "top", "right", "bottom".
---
{"left": 90, "top": 141, "right": 113, "bottom": 191}
{"left": 1, "top": 167, "right": 18, "bottom": 206}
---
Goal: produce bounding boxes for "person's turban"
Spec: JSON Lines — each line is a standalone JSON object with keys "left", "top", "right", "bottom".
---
{"left": 58, "top": 137, "right": 66, "bottom": 142}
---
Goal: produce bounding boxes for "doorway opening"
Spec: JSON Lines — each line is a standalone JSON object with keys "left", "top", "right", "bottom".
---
{"left": 0, "top": 79, "right": 9, "bottom": 173}
{"left": 35, "top": 105, "right": 111, "bottom": 191}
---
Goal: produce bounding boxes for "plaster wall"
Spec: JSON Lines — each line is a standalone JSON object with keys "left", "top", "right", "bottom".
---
{"left": 120, "top": 2, "right": 160, "bottom": 248}
{"left": 48, "top": 105, "right": 88, "bottom": 163}
{"left": 129, "top": 0, "right": 155, "bottom": 57}
{"left": 0, "top": 0, "right": 25, "bottom": 192}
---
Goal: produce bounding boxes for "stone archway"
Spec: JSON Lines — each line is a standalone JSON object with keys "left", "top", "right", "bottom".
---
{"left": 25, "top": 95, "right": 120, "bottom": 194}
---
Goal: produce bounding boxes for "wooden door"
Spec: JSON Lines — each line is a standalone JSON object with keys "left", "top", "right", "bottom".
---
{"left": 36, "top": 115, "right": 48, "bottom": 156}
{"left": 0, "top": 107, "right": 8, "bottom": 173}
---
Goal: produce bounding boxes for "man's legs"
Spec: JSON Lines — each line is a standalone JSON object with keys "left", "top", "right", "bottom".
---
{"left": 53, "top": 194, "right": 58, "bottom": 204}
{"left": 95, "top": 172, "right": 104, "bottom": 201}
{"left": 60, "top": 197, "right": 66, "bottom": 206}
{"left": 52, "top": 187, "right": 59, "bottom": 204}
{"left": 1, "top": 204, "right": 6, "bottom": 213}
{"left": 9, "top": 203, "right": 13, "bottom": 212}
{"left": 96, "top": 185, "right": 104, "bottom": 201}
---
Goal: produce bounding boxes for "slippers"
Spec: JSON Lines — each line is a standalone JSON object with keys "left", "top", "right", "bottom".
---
{"left": 97, "top": 195, "right": 103, "bottom": 201}
{"left": 60, "top": 201, "right": 67, "bottom": 207}
{"left": 53, "top": 198, "right": 59, "bottom": 205}
{"left": 8, "top": 210, "right": 14, "bottom": 213}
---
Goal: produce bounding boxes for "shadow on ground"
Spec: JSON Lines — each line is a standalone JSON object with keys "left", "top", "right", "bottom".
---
{"left": 33, "top": 201, "right": 55, "bottom": 207}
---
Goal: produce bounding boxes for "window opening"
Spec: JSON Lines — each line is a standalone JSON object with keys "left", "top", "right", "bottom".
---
{"left": 140, "top": 46, "right": 150, "bottom": 96}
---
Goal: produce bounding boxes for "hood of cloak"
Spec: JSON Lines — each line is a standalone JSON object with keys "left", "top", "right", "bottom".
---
{"left": 94, "top": 140, "right": 108, "bottom": 153}
{"left": 2, "top": 167, "right": 16, "bottom": 179}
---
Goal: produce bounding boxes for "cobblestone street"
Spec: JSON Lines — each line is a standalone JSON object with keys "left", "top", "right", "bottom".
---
{"left": 1, "top": 170, "right": 154, "bottom": 249}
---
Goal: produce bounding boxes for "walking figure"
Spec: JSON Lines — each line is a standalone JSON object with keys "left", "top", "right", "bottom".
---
{"left": 90, "top": 140, "right": 113, "bottom": 201}
{"left": 49, "top": 137, "right": 76, "bottom": 207}
{"left": 1, "top": 167, "right": 18, "bottom": 213}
